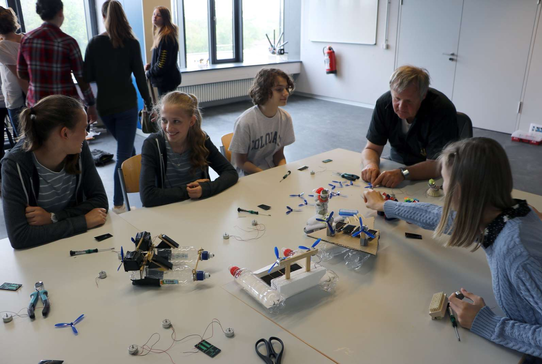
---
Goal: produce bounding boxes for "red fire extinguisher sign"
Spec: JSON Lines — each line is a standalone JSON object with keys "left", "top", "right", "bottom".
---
{"left": 323, "top": 46, "right": 337, "bottom": 74}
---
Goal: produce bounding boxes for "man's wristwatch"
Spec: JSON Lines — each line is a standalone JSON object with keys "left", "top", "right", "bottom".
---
{"left": 51, "top": 213, "right": 58, "bottom": 224}
{"left": 400, "top": 168, "right": 410, "bottom": 180}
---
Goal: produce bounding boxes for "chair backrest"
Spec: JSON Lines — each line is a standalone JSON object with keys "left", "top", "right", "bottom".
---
{"left": 120, "top": 154, "right": 142, "bottom": 193}
{"left": 221, "top": 133, "right": 234, "bottom": 162}
{"left": 457, "top": 112, "right": 473, "bottom": 140}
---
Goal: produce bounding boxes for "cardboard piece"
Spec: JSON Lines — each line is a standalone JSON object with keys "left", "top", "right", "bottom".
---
{"left": 308, "top": 216, "right": 379, "bottom": 255}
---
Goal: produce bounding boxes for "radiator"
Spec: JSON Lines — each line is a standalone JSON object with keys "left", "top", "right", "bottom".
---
{"left": 178, "top": 79, "right": 254, "bottom": 103}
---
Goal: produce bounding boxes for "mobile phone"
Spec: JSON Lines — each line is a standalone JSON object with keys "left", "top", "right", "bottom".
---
{"left": 405, "top": 232, "right": 422, "bottom": 239}
{"left": 322, "top": 159, "right": 333, "bottom": 163}
{"left": 258, "top": 204, "right": 271, "bottom": 211}
{"left": 0, "top": 282, "right": 22, "bottom": 291}
{"left": 94, "top": 233, "right": 113, "bottom": 242}
{"left": 297, "top": 165, "right": 309, "bottom": 171}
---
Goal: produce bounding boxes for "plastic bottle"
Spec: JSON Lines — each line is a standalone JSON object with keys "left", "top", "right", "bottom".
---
{"left": 155, "top": 247, "right": 214, "bottom": 263}
{"left": 281, "top": 247, "right": 298, "bottom": 257}
{"left": 145, "top": 265, "right": 211, "bottom": 285}
{"left": 229, "top": 266, "right": 284, "bottom": 309}
{"left": 319, "top": 242, "right": 349, "bottom": 261}
{"left": 315, "top": 188, "right": 329, "bottom": 216}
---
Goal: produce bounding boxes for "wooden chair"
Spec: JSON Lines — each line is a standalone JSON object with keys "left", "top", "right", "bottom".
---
{"left": 117, "top": 154, "right": 142, "bottom": 212}
{"left": 220, "top": 133, "right": 234, "bottom": 162}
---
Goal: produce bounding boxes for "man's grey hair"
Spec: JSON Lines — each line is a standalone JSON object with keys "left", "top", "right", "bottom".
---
{"left": 389, "top": 65, "right": 431, "bottom": 99}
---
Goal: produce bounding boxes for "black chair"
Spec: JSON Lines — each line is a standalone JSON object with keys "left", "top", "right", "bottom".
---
{"left": 457, "top": 112, "right": 473, "bottom": 140}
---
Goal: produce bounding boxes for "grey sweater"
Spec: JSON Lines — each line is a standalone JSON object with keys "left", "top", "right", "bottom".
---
{"left": 1, "top": 140, "right": 109, "bottom": 249}
{"left": 140, "top": 132, "right": 238, "bottom": 207}
{"left": 384, "top": 201, "right": 542, "bottom": 357}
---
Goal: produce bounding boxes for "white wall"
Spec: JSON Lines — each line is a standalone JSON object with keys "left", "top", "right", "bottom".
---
{"left": 296, "top": 0, "right": 399, "bottom": 107}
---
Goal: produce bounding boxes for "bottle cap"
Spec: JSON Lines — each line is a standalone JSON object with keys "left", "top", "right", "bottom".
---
{"left": 283, "top": 248, "right": 294, "bottom": 257}
{"left": 229, "top": 266, "right": 240, "bottom": 276}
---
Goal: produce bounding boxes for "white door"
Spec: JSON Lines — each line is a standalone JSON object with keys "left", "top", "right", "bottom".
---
{"left": 452, "top": 0, "right": 538, "bottom": 133}
{"left": 395, "top": 0, "right": 464, "bottom": 99}
{"left": 518, "top": 7, "right": 542, "bottom": 132}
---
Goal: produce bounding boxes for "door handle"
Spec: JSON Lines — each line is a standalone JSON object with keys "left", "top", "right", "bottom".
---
{"left": 442, "top": 52, "right": 456, "bottom": 56}
{"left": 448, "top": 58, "right": 456, "bottom": 62}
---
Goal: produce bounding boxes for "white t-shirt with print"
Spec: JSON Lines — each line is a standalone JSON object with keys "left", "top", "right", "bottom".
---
{"left": 229, "top": 105, "right": 295, "bottom": 177}
{"left": 0, "top": 40, "right": 25, "bottom": 109}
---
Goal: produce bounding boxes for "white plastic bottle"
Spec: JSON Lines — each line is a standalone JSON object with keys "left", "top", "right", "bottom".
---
{"left": 144, "top": 265, "right": 211, "bottom": 285}
{"left": 229, "top": 266, "right": 284, "bottom": 309}
{"left": 155, "top": 247, "right": 214, "bottom": 263}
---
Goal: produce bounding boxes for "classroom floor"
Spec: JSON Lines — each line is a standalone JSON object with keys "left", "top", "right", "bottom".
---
{"left": 1, "top": 94, "right": 541, "bottom": 240}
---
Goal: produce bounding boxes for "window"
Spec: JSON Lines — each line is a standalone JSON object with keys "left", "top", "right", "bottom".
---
{"left": 243, "top": 0, "right": 283, "bottom": 63}
{"left": 182, "top": 0, "right": 283, "bottom": 68}
{"left": 183, "top": 0, "right": 210, "bottom": 68}
{"left": 0, "top": 0, "right": 7, "bottom": 8}
{"left": 18, "top": 0, "right": 92, "bottom": 51}
{"left": 209, "top": 0, "right": 241, "bottom": 64}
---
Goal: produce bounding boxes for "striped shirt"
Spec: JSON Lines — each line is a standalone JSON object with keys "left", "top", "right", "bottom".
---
{"left": 32, "top": 153, "right": 76, "bottom": 212}
{"left": 164, "top": 140, "right": 203, "bottom": 189}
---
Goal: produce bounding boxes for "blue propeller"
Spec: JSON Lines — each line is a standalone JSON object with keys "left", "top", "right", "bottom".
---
{"left": 299, "top": 238, "right": 322, "bottom": 251}
{"left": 268, "top": 247, "right": 286, "bottom": 273}
{"left": 117, "top": 246, "right": 124, "bottom": 271}
{"left": 352, "top": 216, "right": 376, "bottom": 239}
{"left": 55, "top": 314, "right": 85, "bottom": 335}
{"left": 316, "top": 211, "right": 335, "bottom": 235}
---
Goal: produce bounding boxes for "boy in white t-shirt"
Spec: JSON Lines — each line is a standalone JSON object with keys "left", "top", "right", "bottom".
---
{"left": 229, "top": 68, "right": 295, "bottom": 176}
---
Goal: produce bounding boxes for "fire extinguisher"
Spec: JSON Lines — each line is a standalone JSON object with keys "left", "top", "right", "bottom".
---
{"left": 323, "top": 46, "right": 337, "bottom": 74}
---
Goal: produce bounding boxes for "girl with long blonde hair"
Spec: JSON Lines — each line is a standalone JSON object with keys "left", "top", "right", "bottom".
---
{"left": 145, "top": 6, "right": 181, "bottom": 97}
{"left": 140, "top": 91, "right": 237, "bottom": 207}
{"left": 364, "top": 137, "right": 542, "bottom": 359}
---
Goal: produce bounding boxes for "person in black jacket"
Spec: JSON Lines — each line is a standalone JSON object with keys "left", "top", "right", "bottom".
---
{"left": 84, "top": 0, "right": 152, "bottom": 214}
{"left": 140, "top": 91, "right": 238, "bottom": 207}
{"left": 1, "top": 95, "right": 108, "bottom": 249}
{"left": 145, "top": 6, "right": 181, "bottom": 97}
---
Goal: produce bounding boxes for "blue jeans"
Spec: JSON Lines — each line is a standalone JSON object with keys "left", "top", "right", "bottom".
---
{"left": 8, "top": 106, "right": 24, "bottom": 137}
{"left": 100, "top": 107, "right": 138, "bottom": 206}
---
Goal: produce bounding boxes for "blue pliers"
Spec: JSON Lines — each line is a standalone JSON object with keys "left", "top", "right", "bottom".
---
{"left": 28, "top": 281, "right": 50, "bottom": 319}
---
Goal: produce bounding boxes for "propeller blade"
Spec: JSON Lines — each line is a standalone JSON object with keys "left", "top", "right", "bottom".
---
{"left": 274, "top": 247, "right": 279, "bottom": 259}
{"left": 358, "top": 216, "right": 363, "bottom": 227}
{"left": 268, "top": 262, "right": 278, "bottom": 273}
{"left": 298, "top": 245, "right": 310, "bottom": 250}
{"left": 73, "top": 314, "right": 84, "bottom": 325}
{"left": 362, "top": 228, "right": 376, "bottom": 239}
{"left": 352, "top": 230, "right": 361, "bottom": 238}
{"left": 311, "top": 239, "right": 322, "bottom": 248}
{"left": 55, "top": 323, "right": 70, "bottom": 327}
{"left": 327, "top": 211, "right": 334, "bottom": 222}
{"left": 71, "top": 325, "right": 78, "bottom": 335}
{"left": 117, "top": 246, "right": 124, "bottom": 271}
{"left": 316, "top": 218, "right": 326, "bottom": 222}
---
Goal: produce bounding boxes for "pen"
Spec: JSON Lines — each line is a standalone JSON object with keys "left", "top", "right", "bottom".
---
{"left": 279, "top": 170, "right": 292, "bottom": 182}
{"left": 448, "top": 305, "right": 461, "bottom": 342}
{"left": 237, "top": 208, "right": 271, "bottom": 216}
{"left": 70, "top": 248, "right": 114, "bottom": 257}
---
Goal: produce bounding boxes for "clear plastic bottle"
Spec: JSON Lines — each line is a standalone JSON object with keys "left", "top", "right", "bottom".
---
{"left": 344, "top": 251, "right": 371, "bottom": 270}
{"left": 319, "top": 242, "right": 349, "bottom": 261}
{"left": 229, "top": 266, "right": 284, "bottom": 309}
{"left": 144, "top": 265, "right": 211, "bottom": 285}
{"left": 155, "top": 247, "right": 214, "bottom": 263}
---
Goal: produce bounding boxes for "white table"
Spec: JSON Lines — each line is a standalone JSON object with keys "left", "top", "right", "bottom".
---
{"left": 119, "top": 148, "right": 541, "bottom": 363}
{"left": 0, "top": 213, "right": 332, "bottom": 363}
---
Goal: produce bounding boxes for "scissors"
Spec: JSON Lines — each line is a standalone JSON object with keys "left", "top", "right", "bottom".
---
{"left": 255, "top": 336, "right": 284, "bottom": 363}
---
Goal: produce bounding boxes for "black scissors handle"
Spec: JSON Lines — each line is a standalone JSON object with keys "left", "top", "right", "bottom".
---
{"left": 255, "top": 337, "right": 284, "bottom": 364}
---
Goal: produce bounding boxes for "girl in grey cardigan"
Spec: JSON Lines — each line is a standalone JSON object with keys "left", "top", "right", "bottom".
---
{"left": 1, "top": 95, "right": 108, "bottom": 249}
{"left": 140, "top": 92, "right": 238, "bottom": 207}
{"left": 364, "top": 137, "right": 542, "bottom": 359}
